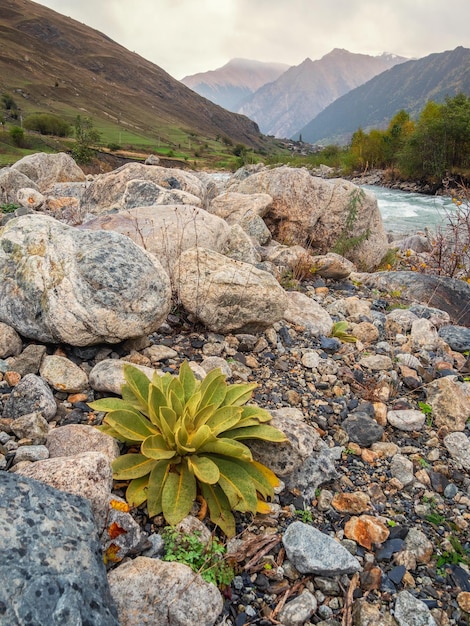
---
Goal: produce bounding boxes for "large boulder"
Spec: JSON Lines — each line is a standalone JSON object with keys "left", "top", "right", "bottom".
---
{"left": 0, "top": 167, "right": 39, "bottom": 204}
{"left": 80, "top": 162, "right": 207, "bottom": 214}
{"left": 356, "top": 271, "right": 470, "bottom": 326}
{"left": 0, "top": 214, "right": 172, "bottom": 345}
{"left": 177, "top": 247, "right": 289, "bottom": 333}
{"left": 80, "top": 205, "right": 231, "bottom": 280}
{"left": 0, "top": 472, "right": 119, "bottom": 625}
{"left": 228, "top": 166, "right": 388, "bottom": 270}
{"left": 11, "top": 152, "right": 85, "bottom": 191}
{"left": 120, "top": 179, "right": 203, "bottom": 209}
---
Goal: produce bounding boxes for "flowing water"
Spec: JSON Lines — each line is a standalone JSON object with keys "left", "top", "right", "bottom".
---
{"left": 362, "top": 184, "right": 458, "bottom": 236}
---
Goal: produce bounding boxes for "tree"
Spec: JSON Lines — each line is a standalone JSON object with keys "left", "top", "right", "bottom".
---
{"left": 24, "top": 113, "right": 70, "bottom": 137}
{"left": 71, "top": 115, "right": 101, "bottom": 163}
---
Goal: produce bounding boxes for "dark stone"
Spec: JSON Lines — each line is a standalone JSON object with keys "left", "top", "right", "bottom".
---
{"left": 279, "top": 326, "right": 293, "bottom": 346}
{"left": 341, "top": 413, "right": 384, "bottom": 447}
{"left": 376, "top": 538, "right": 405, "bottom": 561}
{"left": 449, "top": 565, "right": 470, "bottom": 592}
{"left": 438, "top": 325, "right": 470, "bottom": 352}
{"left": 388, "top": 526, "right": 409, "bottom": 540}
{"left": 372, "top": 299, "right": 388, "bottom": 311}
{"left": 320, "top": 336, "right": 341, "bottom": 353}
{"left": 428, "top": 470, "right": 449, "bottom": 494}
{"left": 388, "top": 565, "right": 406, "bottom": 585}
{"left": 0, "top": 473, "right": 119, "bottom": 625}
{"left": 2, "top": 373, "right": 56, "bottom": 421}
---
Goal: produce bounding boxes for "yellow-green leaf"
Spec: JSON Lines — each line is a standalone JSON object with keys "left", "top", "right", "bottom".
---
{"left": 192, "top": 403, "right": 217, "bottom": 428}
{"left": 223, "top": 424, "right": 287, "bottom": 442}
{"left": 187, "top": 454, "right": 220, "bottom": 484}
{"left": 159, "top": 406, "right": 177, "bottom": 445}
{"left": 198, "top": 369, "right": 227, "bottom": 409}
{"left": 178, "top": 360, "right": 197, "bottom": 402}
{"left": 222, "top": 382, "right": 257, "bottom": 407}
{"left": 241, "top": 405, "right": 273, "bottom": 423}
{"left": 198, "top": 438, "right": 252, "bottom": 461}
{"left": 122, "top": 364, "right": 151, "bottom": 412}
{"left": 211, "top": 456, "right": 258, "bottom": 513}
{"left": 229, "top": 458, "right": 277, "bottom": 499}
{"left": 174, "top": 424, "right": 196, "bottom": 454}
{"left": 105, "top": 410, "right": 159, "bottom": 442}
{"left": 88, "top": 398, "right": 141, "bottom": 413}
{"left": 185, "top": 390, "right": 202, "bottom": 417}
{"left": 168, "top": 389, "right": 184, "bottom": 417}
{"left": 188, "top": 424, "right": 214, "bottom": 450}
{"left": 147, "top": 460, "right": 172, "bottom": 517}
{"left": 95, "top": 423, "right": 129, "bottom": 443}
{"left": 205, "top": 406, "right": 243, "bottom": 435}
{"left": 126, "top": 475, "right": 149, "bottom": 508}
{"left": 147, "top": 384, "right": 166, "bottom": 427}
{"left": 141, "top": 434, "right": 177, "bottom": 460}
{"left": 112, "top": 454, "right": 157, "bottom": 479}
{"left": 200, "top": 482, "right": 236, "bottom": 537}
{"left": 161, "top": 463, "right": 196, "bottom": 526}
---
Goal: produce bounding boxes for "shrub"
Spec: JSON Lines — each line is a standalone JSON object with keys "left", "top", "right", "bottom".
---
{"left": 9, "top": 126, "right": 24, "bottom": 147}
{"left": 23, "top": 113, "right": 70, "bottom": 137}
{"left": 90, "top": 362, "right": 286, "bottom": 537}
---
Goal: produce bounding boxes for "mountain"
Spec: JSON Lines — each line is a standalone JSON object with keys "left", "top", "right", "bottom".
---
{"left": 237, "top": 49, "right": 407, "bottom": 139}
{"left": 181, "top": 58, "right": 290, "bottom": 112}
{"left": 298, "top": 46, "right": 470, "bottom": 145}
{"left": 0, "top": 0, "right": 266, "bottom": 150}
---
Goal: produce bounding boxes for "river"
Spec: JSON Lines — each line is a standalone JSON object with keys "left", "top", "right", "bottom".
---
{"left": 362, "top": 184, "right": 459, "bottom": 236}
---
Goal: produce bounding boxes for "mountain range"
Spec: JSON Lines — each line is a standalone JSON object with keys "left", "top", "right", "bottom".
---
{"left": 181, "top": 58, "right": 290, "bottom": 113}
{"left": 297, "top": 46, "right": 470, "bottom": 144}
{"left": 183, "top": 49, "right": 407, "bottom": 139}
{"left": 0, "top": 0, "right": 267, "bottom": 151}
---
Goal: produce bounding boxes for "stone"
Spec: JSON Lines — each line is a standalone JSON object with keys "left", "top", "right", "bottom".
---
{"left": 385, "top": 309, "right": 419, "bottom": 335}
{"left": 331, "top": 492, "right": 371, "bottom": 514}
{"left": 249, "top": 408, "right": 338, "bottom": 503}
{"left": 410, "top": 318, "right": 440, "bottom": 350}
{"left": 81, "top": 162, "right": 207, "bottom": 214}
{"left": 0, "top": 214, "right": 172, "bottom": 346}
{"left": 17, "top": 187, "right": 45, "bottom": 209}
{"left": 301, "top": 350, "right": 322, "bottom": 369}
{"left": 390, "top": 454, "right": 414, "bottom": 486}
{"left": 351, "top": 322, "right": 380, "bottom": 344}
{"left": 358, "top": 271, "right": 470, "bottom": 326}
{"left": 282, "top": 521, "right": 361, "bottom": 575}
{"left": 81, "top": 204, "right": 230, "bottom": 281}
{"left": 426, "top": 376, "right": 470, "bottom": 432}
{"left": 6, "top": 344, "right": 47, "bottom": 376}
{"left": 0, "top": 472, "right": 118, "bottom": 625}
{"left": 342, "top": 413, "right": 384, "bottom": 447}
{"left": 11, "top": 152, "right": 85, "bottom": 191}
{"left": 352, "top": 599, "right": 396, "bottom": 626}
{"left": 39, "top": 355, "right": 89, "bottom": 393}
{"left": 0, "top": 166, "right": 39, "bottom": 204}
{"left": 10, "top": 412, "right": 49, "bottom": 444}
{"left": 101, "top": 496, "right": 143, "bottom": 563}
{"left": 222, "top": 223, "right": 262, "bottom": 265}
{"left": 200, "top": 356, "right": 233, "bottom": 378}
{"left": 177, "top": 247, "right": 288, "bottom": 333}
{"left": 0, "top": 322, "right": 23, "bottom": 358}
{"left": 208, "top": 191, "right": 272, "bottom": 221}
{"left": 142, "top": 345, "right": 178, "bottom": 362}
{"left": 387, "top": 410, "right": 426, "bottom": 432}
{"left": 359, "top": 354, "right": 393, "bottom": 371}
{"left": 46, "top": 424, "right": 120, "bottom": 462}
{"left": 228, "top": 166, "right": 388, "bottom": 270}
{"left": 457, "top": 592, "right": 470, "bottom": 613}
{"left": 121, "top": 179, "right": 203, "bottom": 209}
{"left": 443, "top": 432, "right": 470, "bottom": 470}
{"left": 310, "top": 253, "right": 355, "bottom": 280}
{"left": 403, "top": 527, "right": 434, "bottom": 564}
{"left": 283, "top": 291, "right": 333, "bottom": 336}
{"left": 107, "top": 556, "right": 223, "bottom": 626}
{"left": 278, "top": 589, "right": 317, "bottom": 626}
{"left": 16, "top": 451, "right": 113, "bottom": 530}
{"left": 394, "top": 590, "right": 437, "bottom": 626}
{"left": 13, "top": 444, "right": 49, "bottom": 463}
{"left": 344, "top": 515, "right": 390, "bottom": 550}
{"left": 89, "top": 360, "right": 161, "bottom": 395}
{"left": 2, "top": 373, "right": 57, "bottom": 421}
{"left": 438, "top": 325, "right": 470, "bottom": 352}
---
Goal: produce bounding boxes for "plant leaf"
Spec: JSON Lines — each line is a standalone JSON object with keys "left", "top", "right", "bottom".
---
{"left": 229, "top": 458, "right": 278, "bottom": 499}
{"left": 147, "top": 384, "right": 167, "bottom": 427}
{"left": 159, "top": 406, "right": 177, "bottom": 445}
{"left": 122, "top": 364, "right": 151, "bottom": 413}
{"left": 126, "top": 475, "right": 149, "bottom": 508}
{"left": 223, "top": 424, "right": 287, "bottom": 442}
{"left": 185, "top": 390, "right": 202, "bottom": 417}
{"left": 241, "top": 405, "right": 273, "bottom": 423}
{"left": 112, "top": 453, "right": 157, "bottom": 479}
{"left": 200, "top": 482, "right": 236, "bottom": 537}
{"left": 192, "top": 403, "right": 217, "bottom": 428}
{"left": 256, "top": 499, "right": 272, "bottom": 514}
{"left": 161, "top": 462, "right": 196, "bottom": 526}
{"left": 187, "top": 454, "right": 220, "bottom": 484}
{"left": 188, "top": 424, "right": 214, "bottom": 450}
{"left": 211, "top": 456, "right": 258, "bottom": 513}
{"left": 222, "top": 382, "right": 257, "bottom": 407}
{"left": 95, "top": 423, "right": 129, "bottom": 443}
{"left": 168, "top": 389, "right": 184, "bottom": 417}
{"left": 105, "top": 410, "right": 159, "bottom": 442}
{"left": 178, "top": 360, "right": 197, "bottom": 402}
{"left": 198, "top": 438, "right": 252, "bottom": 460}
{"left": 88, "top": 398, "right": 142, "bottom": 413}
{"left": 141, "top": 434, "right": 177, "bottom": 460}
{"left": 206, "top": 406, "right": 243, "bottom": 435}
{"left": 147, "top": 459, "right": 172, "bottom": 517}
{"left": 198, "top": 369, "right": 227, "bottom": 409}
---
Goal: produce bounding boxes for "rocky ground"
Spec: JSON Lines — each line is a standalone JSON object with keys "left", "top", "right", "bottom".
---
{"left": 1, "top": 274, "right": 470, "bottom": 626}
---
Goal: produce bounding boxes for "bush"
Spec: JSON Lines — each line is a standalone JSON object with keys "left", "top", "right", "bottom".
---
{"left": 90, "top": 362, "right": 286, "bottom": 537}
{"left": 9, "top": 126, "right": 24, "bottom": 147}
{"left": 23, "top": 113, "right": 70, "bottom": 137}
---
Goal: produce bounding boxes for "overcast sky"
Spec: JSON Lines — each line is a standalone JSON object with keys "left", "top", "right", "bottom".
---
{"left": 35, "top": 0, "right": 470, "bottom": 80}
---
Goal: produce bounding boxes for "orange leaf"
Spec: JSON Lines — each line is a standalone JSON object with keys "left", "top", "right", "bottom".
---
{"left": 104, "top": 543, "right": 122, "bottom": 564}
{"left": 108, "top": 522, "right": 128, "bottom": 539}
{"left": 110, "top": 499, "right": 130, "bottom": 512}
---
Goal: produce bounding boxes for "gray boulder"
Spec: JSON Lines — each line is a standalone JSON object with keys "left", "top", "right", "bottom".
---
{"left": 0, "top": 214, "right": 172, "bottom": 345}
{"left": 0, "top": 472, "right": 119, "bottom": 625}
{"left": 0, "top": 167, "right": 39, "bottom": 204}
{"left": 11, "top": 152, "right": 85, "bottom": 191}
{"left": 177, "top": 247, "right": 288, "bottom": 333}
{"left": 2, "top": 373, "right": 57, "bottom": 421}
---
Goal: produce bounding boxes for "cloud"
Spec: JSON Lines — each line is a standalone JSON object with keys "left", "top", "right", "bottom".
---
{"left": 35, "top": 0, "right": 470, "bottom": 77}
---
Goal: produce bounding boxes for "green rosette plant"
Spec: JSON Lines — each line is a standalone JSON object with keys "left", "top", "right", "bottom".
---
{"left": 89, "top": 362, "right": 286, "bottom": 537}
